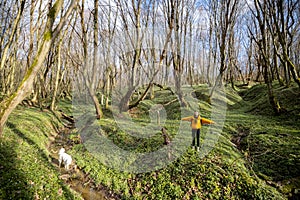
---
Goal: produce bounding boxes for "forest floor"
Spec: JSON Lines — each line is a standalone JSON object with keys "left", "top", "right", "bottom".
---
{"left": 0, "top": 82, "right": 299, "bottom": 199}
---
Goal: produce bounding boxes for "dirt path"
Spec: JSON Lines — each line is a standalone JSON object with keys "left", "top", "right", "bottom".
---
{"left": 48, "top": 127, "right": 116, "bottom": 200}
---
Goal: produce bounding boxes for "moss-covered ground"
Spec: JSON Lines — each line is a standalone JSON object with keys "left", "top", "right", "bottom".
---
{"left": 0, "top": 82, "right": 299, "bottom": 199}
{"left": 0, "top": 107, "right": 82, "bottom": 199}
{"left": 69, "top": 82, "right": 299, "bottom": 199}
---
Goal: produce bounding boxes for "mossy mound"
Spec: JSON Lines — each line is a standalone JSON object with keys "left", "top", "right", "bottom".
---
{"left": 225, "top": 82, "right": 300, "bottom": 197}
{"left": 237, "top": 82, "right": 300, "bottom": 116}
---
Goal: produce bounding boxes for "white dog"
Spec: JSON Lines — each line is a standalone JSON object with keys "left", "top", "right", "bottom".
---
{"left": 58, "top": 148, "right": 72, "bottom": 170}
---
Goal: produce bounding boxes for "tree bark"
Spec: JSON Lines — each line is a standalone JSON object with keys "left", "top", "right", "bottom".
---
{"left": 93, "top": 0, "right": 103, "bottom": 118}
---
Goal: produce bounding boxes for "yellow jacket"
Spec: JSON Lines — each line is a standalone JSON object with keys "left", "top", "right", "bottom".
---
{"left": 181, "top": 116, "right": 214, "bottom": 129}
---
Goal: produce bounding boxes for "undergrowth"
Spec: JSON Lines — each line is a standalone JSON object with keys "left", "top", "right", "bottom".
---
{"left": 1, "top": 82, "right": 299, "bottom": 199}
{"left": 0, "top": 107, "right": 81, "bottom": 200}
{"left": 67, "top": 83, "right": 299, "bottom": 199}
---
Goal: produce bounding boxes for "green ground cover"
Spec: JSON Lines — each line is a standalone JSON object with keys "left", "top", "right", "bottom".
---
{"left": 0, "top": 107, "right": 81, "bottom": 200}
{"left": 1, "top": 82, "right": 299, "bottom": 199}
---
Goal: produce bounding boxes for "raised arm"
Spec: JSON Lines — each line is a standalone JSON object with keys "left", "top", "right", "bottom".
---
{"left": 181, "top": 116, "right": 193, "bottom": 121}
{"left": 201, "top": 118, "right": 215, "bottom": 124}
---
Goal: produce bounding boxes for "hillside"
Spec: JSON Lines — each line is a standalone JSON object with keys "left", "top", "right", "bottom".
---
{"left": 0, "top": 83, "right": 299, "bottom": 199}
{"left": 0, "top": 108, "right": 81, "bottom": 199}
{"left": 69, "top": 83, "right": 299, "bottom": 199}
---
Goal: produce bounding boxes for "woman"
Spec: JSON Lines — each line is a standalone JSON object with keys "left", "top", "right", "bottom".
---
{"left": 182, "top": 111, "right": 214, "bottom": 151}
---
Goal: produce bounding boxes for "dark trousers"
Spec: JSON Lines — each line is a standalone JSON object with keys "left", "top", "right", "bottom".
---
{"left": 192, "top": 129, "right": 200, "bottom": 147}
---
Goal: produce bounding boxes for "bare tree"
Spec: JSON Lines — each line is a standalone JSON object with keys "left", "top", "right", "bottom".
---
{"left": 0, "top": 1, "right": 26, "bottom": 95}
{"left": 266, "top": 0, "right": 300, "bottom": 88}
{"left": 93, "top": 0, "right": 104, "bottom": 118}
{"left": 50, "top": 12, "right": 72, "bottom": 111}
{"left": 124, "top": 0, "right": 175, "bottom": 110}
{"left": 77, "top": 0, "right": 103, "bottom": 119}
{"left": 116, "top": 0, "right": 152, "bottom": 112}
{"left": 208, "top": 0, "right": 240, "bottom": 102}
{"left": 0, "top": 0, "right": 26, "bottom": 71}
{"left": 172, "top": 0, "right": 189, "bottom": 107}
{"left": 248, "top": 0, "right": 283, "bottom": 114}
{"left": 0, "top": 0, "right": 78, "bottom": 135}
{"left": 99, "top": 0, "right": 119, "bottom": 109}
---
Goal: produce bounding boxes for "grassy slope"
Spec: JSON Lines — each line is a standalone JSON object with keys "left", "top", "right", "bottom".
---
{"left": 0, "top": 83, "right": 298, "bottom": 199}
{"left": 69, "top": 83, "right": 299, "bottom": 199}
{"left": 0, "top": 107, "right": 81, "bottom": 200}
{"left": 227, "top": 83, "right": 300, "bottom": 194}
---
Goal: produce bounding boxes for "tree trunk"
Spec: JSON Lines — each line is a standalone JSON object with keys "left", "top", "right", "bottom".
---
{"left": 105, "top": 67, "right": 111, "bottom": 109}
{"left": 207, "top": 18, "right": 213, "bottom": 86}
{"left": 78, "top": 0, "right": 103, "bottom": 119}
{"left": 93, "top": 0, "right": 103, "bottom": 118}
{"left": 264, "top": 61, "right": 281, "bottom": 115}
{"left": 51, "top": 27, "right": 68, "bottom": 111}
{"left": 174, "top": 69, "right": 188, "bottom": 107}
{"left": 89, "top": 88, "right": 103, "bottom": 119}
{"left": 172, "top": 0, "right": 188, "bottom": 107}
{"left": 128, "top": 83, "right": 153, "bottom": 110}
{"left": 119, "top": 87, "right": 136, "bottom": 112}
{"left": 286, "top": 56, "right": 300, "bottom": 88}
{"left": 230, "top": 64, "right": 236, "bottom": 90}
{"left": 187, "top": 16, "right": 194, "bottom": 86}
